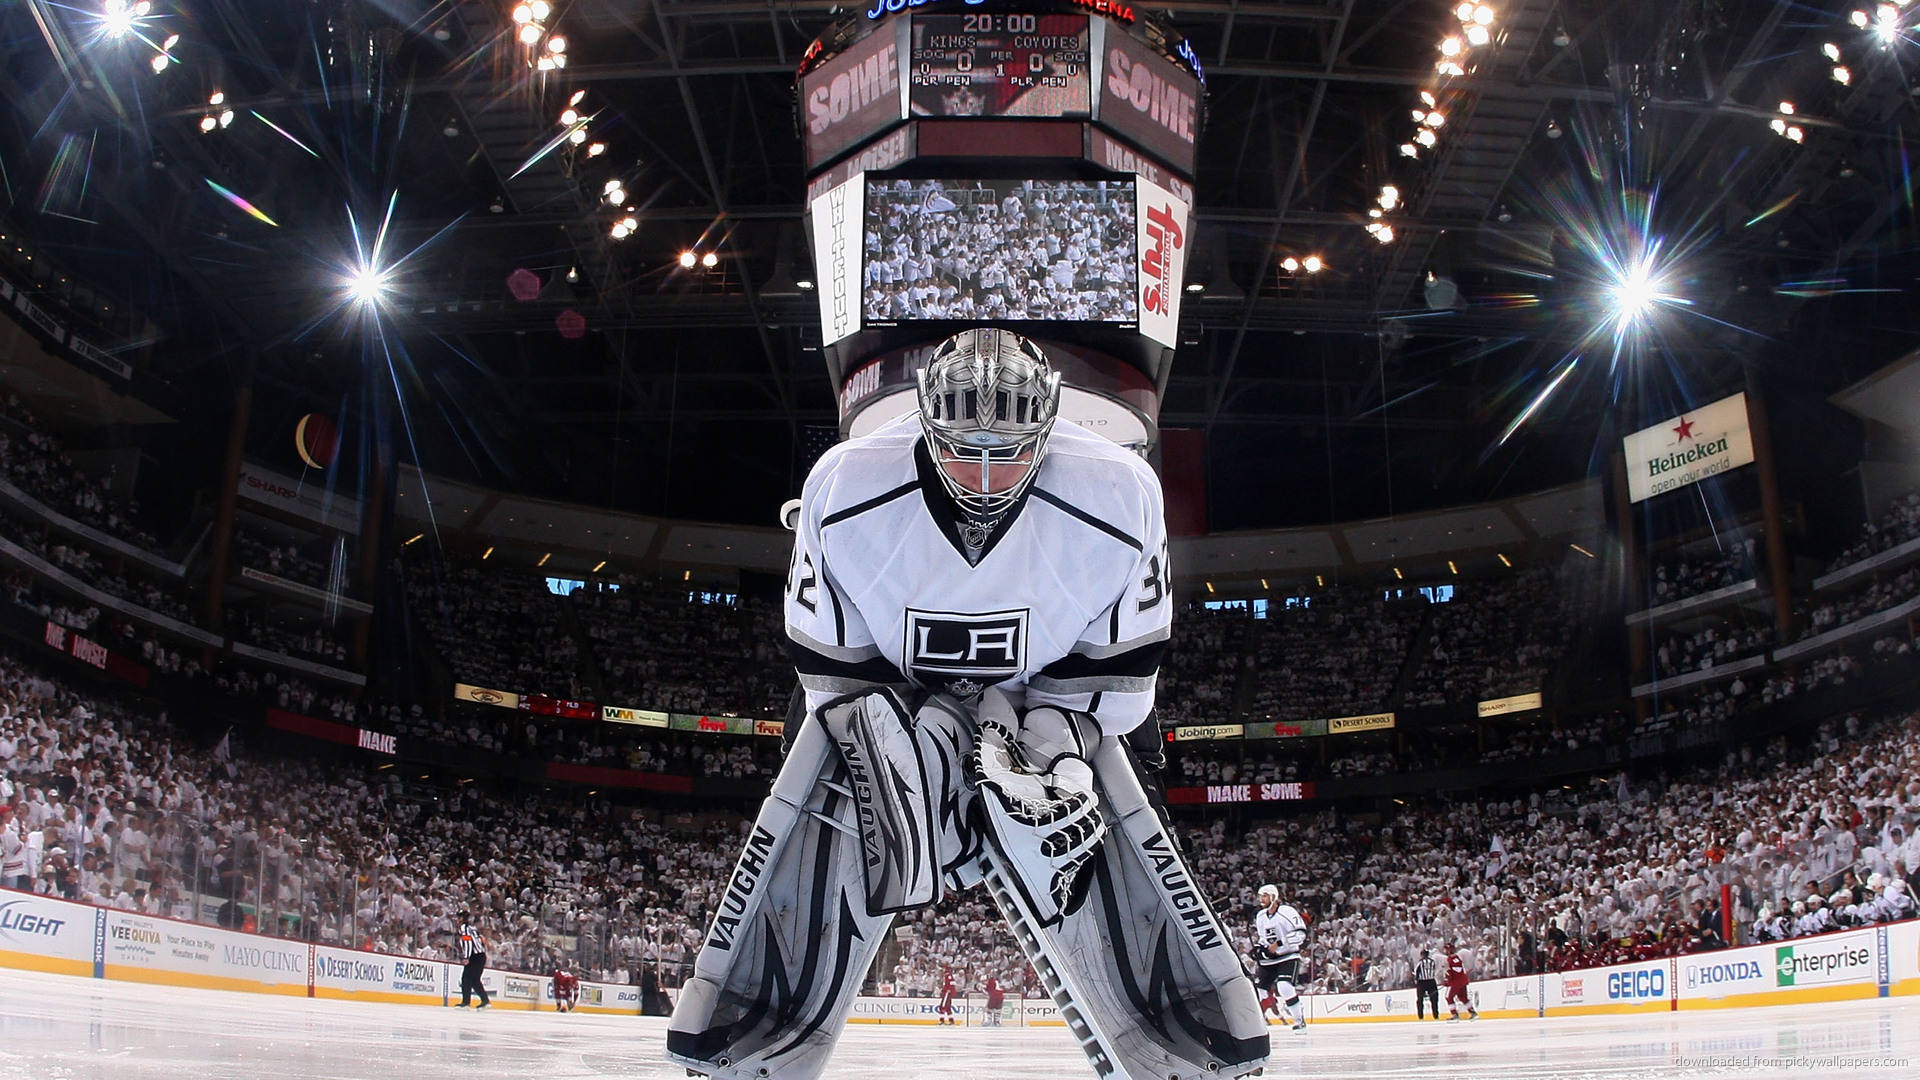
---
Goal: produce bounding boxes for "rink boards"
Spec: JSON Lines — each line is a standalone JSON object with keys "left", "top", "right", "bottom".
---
{"left": 1308, "top": 923, "right": 1920, "bottom": 1024}
{"left": 1, "top": 889, "right": 1916, "bottom": 1024}
{"left": 0, "top": 890, "right": 641, "bottom": 1014}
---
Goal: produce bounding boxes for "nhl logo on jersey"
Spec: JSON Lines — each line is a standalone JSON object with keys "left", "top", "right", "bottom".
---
{"left": 904, "top": 608, "right": 1028, "bottom": 697}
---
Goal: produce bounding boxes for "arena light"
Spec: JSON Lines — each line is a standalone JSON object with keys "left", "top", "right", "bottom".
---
{"left": 1570, "top": 543, "right": 1596, "bottom": 558}
{"left": 529, "top": 0, "right": 551, "bottom": 20}
{"left": 1424, "top": 110, "right": 1446, "bottom": 127}
{"left": 1439, "top": 36, "right": 1463, "bottom": 57}
{"left": 403, "top": 533, "right": 424, "bottom": 546}
{"left": 102, "top": 0, "right": 137, "bottom": 38}
{"left": 568, "top": 89, "right": 586, "bottom": 107}
{"left": 592, "top": 559, "right": 606, "bottom": 573}
{"left": 481, "top": 546, "right": 494, "bottom": 560}
{"left": 1400, "top": 142, "right": 1420, "bottom": 158}
{"left": 1448, "top": 560, "right": 1458, "bottom": 575}
{"left": 1454, "top": 1, "right": 1474, "bottom": 20}
{"left": 548, "top": 35, "right": 567, "bottom": 53}
{"left": 518, "top": 23, "right": 542, "bottom": 45}
{"left": 1473, "top": 4, "right": 1495, "bottom": 25}
{"left": 1824, "top": 42, "right": 1842, "bottom": 60}
{"left": 567, "top": 129, "right": 586, "bottom": 145}
{"left": 1315, "top": 574, "right": 1324, "bottom": 587}
{"left": 345, "top": 265, "right": 391, "bottom": 308}
{"left": 1415, "top": 128, "right": 1438, "bottom": 148}
{"left": 1833, "top": 65, "right": 1853, "bottom": 83}
{"left": 1875, "top": 4, "right": 1900, "bottom": 45}
{"left": 1497, "top": 552, "right": 1511, "bottom": 567}
{"left": 1465, "top": 24, "right": 1490, "bottom": 47}
{"left": 586, "top": 142, "right": 606, "bottom": 157}
{"left": 1372, "top": 225, "right": 1395, "bottom": 244}
{"left": 511, "top": 2, "right": 533, "bottom": 24}
{"left": 796, "top": 278, "right": 814, "bottom": 290}
{"left": 1603, "top": 255, "right": 1677, "bottom": 328}
{"left": 701, "top": 251, "right": 718, "bottom": 268}
{"left": 679, "top": 250, "right": 697, "bottom": 268}
{"left": 1281, "top": 256, "right": 1300, "bottom": 273}
{"left": 537, "top": 552, "right": 552, "bottom": 567}
{"left": 560, "top": 108, "right": 578, "bottom": 126}
{"left": 199, "top": 115, "right": 216, "bottom": 132}
{"left": 1420, "top": 90, "right": 1437, "bottom": 107}
{"left": 1302, "top": 256, "right": 1324, "bottom": 273}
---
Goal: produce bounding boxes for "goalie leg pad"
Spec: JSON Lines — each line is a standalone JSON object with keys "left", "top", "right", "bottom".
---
{"left": 666, "top": 718, "right": 896, "bottom": 1080}
{"left": 977, "top": 731, "right": 1270, "bottom": 1080}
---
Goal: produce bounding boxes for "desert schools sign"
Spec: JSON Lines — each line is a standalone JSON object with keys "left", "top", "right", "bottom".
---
{"left": 1623, "top": 393, "right": 1755, "bottom": 503}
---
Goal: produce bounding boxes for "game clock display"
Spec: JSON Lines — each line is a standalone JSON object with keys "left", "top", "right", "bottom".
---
{"left": 908, "top": 14, "right": 1092, "bottom": 117}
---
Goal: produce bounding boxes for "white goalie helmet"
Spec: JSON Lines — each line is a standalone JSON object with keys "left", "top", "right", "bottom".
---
{"left": 916, "top": 328, "right": 1062, "bottom": 537}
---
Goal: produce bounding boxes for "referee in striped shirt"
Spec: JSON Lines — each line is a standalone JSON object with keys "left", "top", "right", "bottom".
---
{"left": 457, "top": 913, "right": 491, "bottom": 1009}
{"left": 1414, "top": 950, "right": 1439, "bottom": 1020}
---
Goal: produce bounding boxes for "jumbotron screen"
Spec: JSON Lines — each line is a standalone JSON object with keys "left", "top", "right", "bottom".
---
{"left": 862, "top": 178, "right": 1137, "bottom": 323}
{"left": 907, "top": 14, "right": 1092, "bottom": 118}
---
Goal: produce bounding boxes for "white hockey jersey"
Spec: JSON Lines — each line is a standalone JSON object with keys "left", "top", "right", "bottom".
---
{"left": 1254, "top": 904, "right": 1306, "bottom": 959}
{"left": 785, "top": 412, "right": 1171, "bottom": 736}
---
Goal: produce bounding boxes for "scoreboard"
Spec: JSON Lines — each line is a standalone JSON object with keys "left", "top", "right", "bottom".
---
{"left": 907, "top": 14, "right": 1092, "bottom": 117}
{"left": 796, "top": 1, "right": 1205, "bottom": 448}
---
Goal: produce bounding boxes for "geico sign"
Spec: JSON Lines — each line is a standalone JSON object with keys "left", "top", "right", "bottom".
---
{"left": 1606, "top": 969, "right": 1666, "bottom": 1000}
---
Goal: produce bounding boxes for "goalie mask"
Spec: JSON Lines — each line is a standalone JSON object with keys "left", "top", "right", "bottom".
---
{"left": 916, "top": 328, "right": 1061, "bottom": 544}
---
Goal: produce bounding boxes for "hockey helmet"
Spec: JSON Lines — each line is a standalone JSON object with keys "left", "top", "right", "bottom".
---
{"left": 1757, "top": 906, "right": 1773, "bottom": 920}
{"left": 1257, "top": 883, "right": 1280, "bottom": 904}
{"left": 1807, "top": 893, "right": 1824, "bottom": 908}
{"left": 1830, "top": 889, "right": 1853, "bottom": 908}
{"left": 1790, "top": 900, "right": 1806, "bottom": 915}
{"left": 1867, "top": 872, "right": 1885, "bottom": 891}
{"left": 916, "top": 329, "right": 1061, "bottom": 538}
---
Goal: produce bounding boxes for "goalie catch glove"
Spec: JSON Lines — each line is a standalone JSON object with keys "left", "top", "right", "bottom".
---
{"left": 969, "top": 688, "right": 1106, "bottom": 925}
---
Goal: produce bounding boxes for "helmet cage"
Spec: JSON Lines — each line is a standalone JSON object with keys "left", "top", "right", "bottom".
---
{"left": 916, "top": 330, "right": 1061, "bottom": 533}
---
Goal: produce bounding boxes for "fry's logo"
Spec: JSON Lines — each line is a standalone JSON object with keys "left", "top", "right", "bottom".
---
{"left": 1139, "top": 203, "right": 1185, "bottom": 317}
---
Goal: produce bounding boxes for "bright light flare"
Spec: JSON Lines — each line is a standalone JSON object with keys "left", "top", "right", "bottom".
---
{"left": 203, "top": 178, "right": 279, "bottom": 226}
{"left": 345, "top": 266, "right": 391, "bottom": 307}
{"left": 679, "top": 250, "right": 697, "bottom": 268}
{"left": 102, "top": 0, "right": 136, "bottom": 38}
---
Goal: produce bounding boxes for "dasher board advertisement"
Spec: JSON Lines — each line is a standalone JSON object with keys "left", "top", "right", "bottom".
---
{"left": 1623, "top": 392, "right": 1754, "bottom": 503}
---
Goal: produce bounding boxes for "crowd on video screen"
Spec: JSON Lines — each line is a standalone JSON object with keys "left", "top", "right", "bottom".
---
{"left": 863, "top": 179, "right": 1137, "bottom": 322}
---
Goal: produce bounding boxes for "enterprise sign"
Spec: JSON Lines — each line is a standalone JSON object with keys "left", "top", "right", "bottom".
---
{"left": 1623, "top": 392, "right": 1754, "bottom": 503}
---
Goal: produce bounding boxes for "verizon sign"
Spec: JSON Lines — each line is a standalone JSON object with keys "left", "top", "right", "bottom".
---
{"left": 1134, "top": 174, "right": 1188, "bottom": 349}
{"left": 1623, "top": 392, "right": 1754, "bottom": 503}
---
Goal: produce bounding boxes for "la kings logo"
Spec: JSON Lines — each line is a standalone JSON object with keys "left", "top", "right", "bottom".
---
{"left": 904, "top": 608, "right": 1028, "bottom": 698}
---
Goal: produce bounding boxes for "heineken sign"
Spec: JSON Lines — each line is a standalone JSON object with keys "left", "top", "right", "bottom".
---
{"left": 1623, "top": 392, "right": 1755, "bottom": 503}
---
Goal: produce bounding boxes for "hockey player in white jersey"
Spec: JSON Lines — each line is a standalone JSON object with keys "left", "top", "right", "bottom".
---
{"left": 1251, "top": 883, "right": 1308, "bottom": 1031}
{"left": 666, "top": 329, "right": 1268, "bottom": 1080}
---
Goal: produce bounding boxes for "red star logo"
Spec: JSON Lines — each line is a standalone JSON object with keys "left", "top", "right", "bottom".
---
{"left": 1672, "top": 416, "right": 1696, "bottom": 442}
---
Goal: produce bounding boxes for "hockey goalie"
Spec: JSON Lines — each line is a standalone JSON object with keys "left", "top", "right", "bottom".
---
{"left": 666, "top": 329, "right": 1269, "bottom": 1080}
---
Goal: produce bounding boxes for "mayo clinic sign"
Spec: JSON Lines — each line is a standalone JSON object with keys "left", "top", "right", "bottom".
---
{"left": 1622, "top": 393, "right": 1754, "bottom": 503}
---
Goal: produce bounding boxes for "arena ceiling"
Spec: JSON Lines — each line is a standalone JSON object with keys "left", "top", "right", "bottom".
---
{"left": 1, "top": 0, "right": 1916, "bottom": 534}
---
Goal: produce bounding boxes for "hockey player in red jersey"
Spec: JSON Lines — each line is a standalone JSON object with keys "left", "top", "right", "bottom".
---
{"left": 1444, "top": 943, "right": 1477, "bottom": 1021}
{"left": 552, "top": 967, "right": 580, "bottom": 1013}
{"left": 936, "top": 968, "right": 958, "bottom": 1026}
{"left": 983, "top": 976, "right": 1005, "bottom": 1026}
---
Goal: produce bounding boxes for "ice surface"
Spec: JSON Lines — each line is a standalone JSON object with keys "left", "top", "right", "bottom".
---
{"left": 0, "top": 968, "right": 1913, "bottom": 1080}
